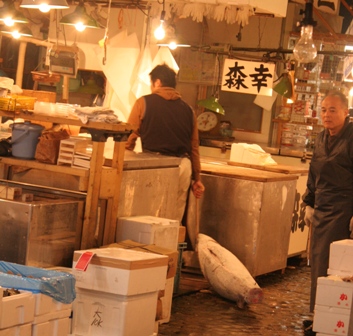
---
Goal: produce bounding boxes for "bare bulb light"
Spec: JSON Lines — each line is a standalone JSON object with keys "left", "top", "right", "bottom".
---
{"left": 154, "top": 23, "right": 165, "bottom": 40}
{"left": 12, "top": 30, "right": 20, "bottom": 39}
{"left": 75, "top": 22, "right": 86, "bottom": 32}
{"left": 4, "top": 17, "right": 15, "bottom": 26}
{"left": 293, "top": 25, "right": 317, "bottom": 63}
{"left": 39, "top": 4, "right": 50, "bottom": 12}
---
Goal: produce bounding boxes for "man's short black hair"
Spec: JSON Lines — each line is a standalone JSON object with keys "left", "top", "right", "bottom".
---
{"left": 149, "top": 63, "right": 177, "bottom": 88}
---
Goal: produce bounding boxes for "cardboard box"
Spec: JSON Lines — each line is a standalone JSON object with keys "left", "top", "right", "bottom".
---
{"left": 328, "top": 240, "right": 353, "bottom": 277}
{"left": 72, "top": 247, "right": 168, "bottom": 295}
{"left": 313, "top": 304, "right": 353, "bottom": 335}
{"left": 116, "top": 216, "right": 179, "bottom": 250}
{"left": 107, "top": 240, "right": 179, "bottom": 279}
{"left": 158, "top": 277, "right": 174, "bottom": 325}
{"left": 0, "top": 287, "right": 35, "bottom": 329}
{"left": 72, "top": 288, "right": 158, "bottom": 336}
{"left": 178, "top": 226, "right": 186, "bottom": 243}
{"left": 316, "top": 276, "right": 353, "bottom": 310}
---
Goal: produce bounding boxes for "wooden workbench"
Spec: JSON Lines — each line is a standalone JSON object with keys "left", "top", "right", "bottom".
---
{"left": 0, "top": 110, "right": 134, "bottom": 250}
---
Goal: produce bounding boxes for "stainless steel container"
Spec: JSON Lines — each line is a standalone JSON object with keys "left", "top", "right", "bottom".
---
{"left": 0, "top": 196, "right": 84, "bottom": 267}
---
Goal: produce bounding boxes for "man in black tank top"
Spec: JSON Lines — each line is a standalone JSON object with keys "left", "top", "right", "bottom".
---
{"left": 126, "top": 64, "right": 205, "bottom": 222}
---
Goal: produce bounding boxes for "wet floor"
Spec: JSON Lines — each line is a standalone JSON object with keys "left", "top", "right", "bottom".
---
{"left": 158, "top": 262, "right": 312, "bottom": 336}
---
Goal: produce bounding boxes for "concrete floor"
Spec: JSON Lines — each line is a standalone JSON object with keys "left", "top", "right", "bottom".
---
{"left": 158, "top": 261, "right": 312, "bottom": 336}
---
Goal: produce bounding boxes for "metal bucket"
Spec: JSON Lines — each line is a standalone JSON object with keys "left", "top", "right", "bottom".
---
{"left": 10, "top": 121, "right": 44, "bottom": 159}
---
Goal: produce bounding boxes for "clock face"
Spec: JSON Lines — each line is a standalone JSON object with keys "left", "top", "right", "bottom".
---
{"left": 197, "top": 111, "right": 218, "bottom": 132}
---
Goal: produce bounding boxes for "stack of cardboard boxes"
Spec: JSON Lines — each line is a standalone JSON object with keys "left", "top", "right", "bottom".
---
{"left": 313, "top": 239, "right": 353, "bottom": 335}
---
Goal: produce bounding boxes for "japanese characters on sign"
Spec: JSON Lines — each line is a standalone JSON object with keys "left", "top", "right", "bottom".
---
{"left": 221, "top": 59, "right": 275, "bottom": 97}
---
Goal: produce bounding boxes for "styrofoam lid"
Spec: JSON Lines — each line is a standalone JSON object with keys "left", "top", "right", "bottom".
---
{"left": 74, "top": 247, "right": 168, "bottom": 270}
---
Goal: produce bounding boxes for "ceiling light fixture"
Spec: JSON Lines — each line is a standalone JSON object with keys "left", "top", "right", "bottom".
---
{"left": 157, "top": 37, "right": 191, "bottom": 50}
{"left": 293, "top": 0, "right": 317, "bottom": 63}
{"left": 20, "top": 0, "right": 69, "bottom": 13}
{"left": 60, "top": 2, "right": 101, "bottom": 31}
{"left": 154, "top": 0, "right": 165, "bottom": 40}
{"left": 0, "top": 1, "right": 28, "bottom": 26}
{"left": 1, "top": 24, "right": 33, "bottom": 38}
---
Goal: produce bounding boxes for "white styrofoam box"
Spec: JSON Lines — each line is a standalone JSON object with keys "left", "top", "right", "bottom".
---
{"left": 316, "top": 276, "right": 353, "bottom": 310}
{"left": 313, "top": 304, "right": 353, "bottom": 335}
{"left": 328, "top": 239, "right": 353, "bottom": 277}
{"left": 158, "top": 277, "right": 174, "bottom": 325}
{"left": 33, "top": 308, "right": 72, "bottom": 325}
{"left": 32, "top": 317, "right": 71, "bottom": 336}
{"left": 0, "top": 288, "right": 35, "bottom": 329}
{"left": 34, "top": 293, "right": 72, "bottom": 316}
{"left": 229, "top": 143, "right": 277, "bottom": 166}
{"left": 72, "top": 247, "right": 168, "bottom": 295}
{"left": 116, "top": 216, "right": 180, "bottom": 250}
{"left": 0, "top": 324, "right": 32, "bottom": 336}
{"left": 72, "top": 288, "right": 158, "bottom": 336}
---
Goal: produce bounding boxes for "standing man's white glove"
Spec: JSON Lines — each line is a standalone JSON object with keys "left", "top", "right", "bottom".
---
{"left": 350, "top": 217, "right": 353, "bottom": 238}
{"left": 304, "top": 206, "right": 314, "bottom": 227}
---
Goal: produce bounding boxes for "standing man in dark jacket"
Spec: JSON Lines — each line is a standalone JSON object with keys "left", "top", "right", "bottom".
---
{"left": 126, "top": 63, "right": 205, "bottom": 222}
{"left": 303, "top": 90, "right": 353, "bottom": 335}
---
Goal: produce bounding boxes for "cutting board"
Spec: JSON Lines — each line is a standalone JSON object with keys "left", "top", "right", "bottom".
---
{"left": 201, "top": 162, "right": 298, "bottom": 182}
{"left": 227, "top": 161, "right": 308, "bottom": 175}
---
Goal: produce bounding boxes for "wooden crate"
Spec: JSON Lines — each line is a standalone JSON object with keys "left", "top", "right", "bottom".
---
{"left": 21, "top": 89, "right": 56, "bottom": 103}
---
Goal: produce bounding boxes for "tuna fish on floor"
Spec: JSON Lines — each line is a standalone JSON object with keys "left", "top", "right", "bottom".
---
{"left": 197, "top": 233, "right": 263, "bottom": 309}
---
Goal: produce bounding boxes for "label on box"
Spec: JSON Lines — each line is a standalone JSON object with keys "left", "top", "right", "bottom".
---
{"left": 74, "top": 251, "right": 95, "bottom": 271}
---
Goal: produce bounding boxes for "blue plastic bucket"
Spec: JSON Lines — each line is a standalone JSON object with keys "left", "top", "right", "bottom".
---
{"left": 10, "top": 121, "right": 44, "bottom": 159}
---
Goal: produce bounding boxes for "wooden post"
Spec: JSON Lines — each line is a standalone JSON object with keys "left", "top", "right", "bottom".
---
{"left": 62, "top": 75, "right": 69, "bottom": 103}
{"left": 16, "top": 41, "right": 27, "bottom": 87}
{"left": 103, "top": 141, "right": 126, "bottom": 245}
{"left": 80, "top": 141, "right": 105, "bottom": 249}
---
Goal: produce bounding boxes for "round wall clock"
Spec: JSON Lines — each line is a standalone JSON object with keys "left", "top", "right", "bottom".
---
{"left": 197, "top": 111, "right": 218, "bottom": 132}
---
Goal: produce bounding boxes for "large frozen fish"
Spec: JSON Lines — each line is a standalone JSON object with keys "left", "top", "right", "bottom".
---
{"left": 197, "top": 233, "right": 263, "bottom": 308}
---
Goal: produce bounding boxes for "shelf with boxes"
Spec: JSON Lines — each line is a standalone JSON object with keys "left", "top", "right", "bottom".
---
{"left": 0, "top": 109, "right": 134, "bottom": 250}
{"left": 272, "top": 119, "right": 324, "bottom": 150}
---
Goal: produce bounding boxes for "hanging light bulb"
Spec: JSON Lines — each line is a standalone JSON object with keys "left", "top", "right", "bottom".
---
{"left": 154, "top": 21, "right": 165, "bottom": 40}
{"left": 293, "top": 0, "right": 317, "bottom": 64}
{"left": 0, "top": 2, "right": 29, "bottom": 26}
{"left": 1, "top": 24, "right": 33, "bottom": 38}
{"left": 20, "top": 0, "right": 69, "bottom": 12}
{"left": 293, "top": 25, "right": 317, "bottom": 63}
{"left": 154, "top": 0, "right": 165, "bottom": 41}
{"left": 60, "top": 2, "right": 101, "bottom": 31}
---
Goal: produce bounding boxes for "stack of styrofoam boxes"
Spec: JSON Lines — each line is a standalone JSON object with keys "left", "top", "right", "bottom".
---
{"left": 116, "top": 216, "right": 179, "bottom": 325}
{"left": 32, "top": 293, "right": 72, "bottom": 336}
{"left": 0, "top": 286, "right": 35, "bottom": 336}
{"left": 313, "top": 239, "right": 353, "bottom": 336}
{"left": 71, "top": 247, "right": 168, "bottom": 336}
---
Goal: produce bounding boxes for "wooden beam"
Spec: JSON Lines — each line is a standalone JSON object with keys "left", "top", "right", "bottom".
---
{"left": 312, "top": 6, "right": 339, "bottom": 38}
{"left": 340, "top": 0, "right": 353, "bottom": 16}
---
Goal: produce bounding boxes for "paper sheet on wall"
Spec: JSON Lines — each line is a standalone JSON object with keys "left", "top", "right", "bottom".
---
{"left": 151, "top": 47, "right": 179, "bottom": 73}
{"left": 131, "top": 45, "right": 153, "bottom": 99}
{"left": 95, "top": 30, "right": 140, "bottom": 120}
{"left": 253, "top": 73, "right": 278, "bottom": 111}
